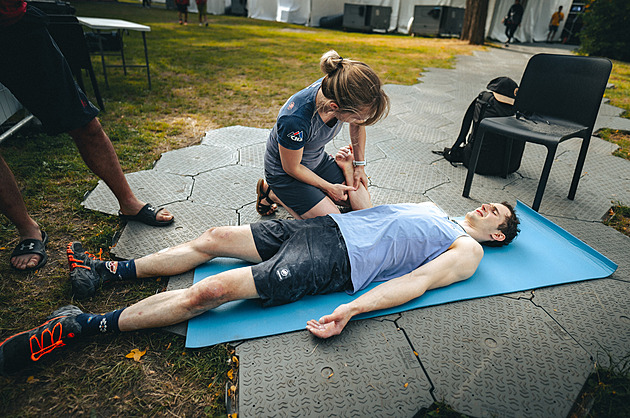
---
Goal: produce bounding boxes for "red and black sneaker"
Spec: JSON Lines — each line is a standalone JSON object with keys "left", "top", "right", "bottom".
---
{"left": 67, "top": 241, "right": 103, "bottom": 272}
{"left": 67, "top": 242, "right": 115, "bottom": 299}
{"left": 0, "top": 305, "right": 83, "bottom": 375}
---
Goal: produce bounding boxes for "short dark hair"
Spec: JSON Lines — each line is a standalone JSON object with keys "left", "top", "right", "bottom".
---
{"left": 483, "top": 201, "right": 520, "bottom": 247}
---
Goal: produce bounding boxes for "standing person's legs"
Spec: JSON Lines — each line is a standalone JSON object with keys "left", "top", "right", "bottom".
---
{"left": 0, "top": 7, "right": 173, "bottom": 227}
{"left": 0, "top": 156, "right": 45, "bottom": 269}
{"left": 69, "top": 119, "right": 172, "bottom": 223}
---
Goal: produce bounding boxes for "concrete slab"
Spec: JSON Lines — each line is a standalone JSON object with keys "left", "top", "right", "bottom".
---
{"left": 82, "top": 170, "right": 193, "bottom": 216}
{"left": 235, "top": 318, "right": 434, "bottom": 417}
{"left": 112, "top": 201, "right": 236, "bottom": 259}
{"left": 398, "top": 296, "right": 593, "bottom": 418}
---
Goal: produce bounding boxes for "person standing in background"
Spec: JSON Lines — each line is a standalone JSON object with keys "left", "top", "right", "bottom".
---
{"left": 546, "top": 5, "right": 564, "bottom": 43}
{"left": 503, "top": 0, "right": 524, "bottom": 47}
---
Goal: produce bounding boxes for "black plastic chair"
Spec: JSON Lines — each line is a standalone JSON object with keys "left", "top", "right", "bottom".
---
{"left": 47, "top": 16, "right": 105, "bottom": 110}
{"left": 462, "top": 53, "right": 612, "bottom": 211}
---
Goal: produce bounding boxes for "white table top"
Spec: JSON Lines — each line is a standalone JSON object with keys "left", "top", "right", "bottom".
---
{"left": 77, "top": 17, "right": 151, "bottom": 32}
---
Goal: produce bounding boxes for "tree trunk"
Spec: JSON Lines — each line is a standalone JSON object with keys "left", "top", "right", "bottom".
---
{"left": 461, "top": 0, "right": 489, "bottom": 45}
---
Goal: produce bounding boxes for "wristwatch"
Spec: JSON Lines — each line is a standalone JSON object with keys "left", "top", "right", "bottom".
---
{"left": 352, "top": 160, "right": 366, "bottom": 167}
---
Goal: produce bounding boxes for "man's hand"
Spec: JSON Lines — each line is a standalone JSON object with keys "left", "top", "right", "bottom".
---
{"left": 306, "top": 304, "right": 354, "bottom": 338}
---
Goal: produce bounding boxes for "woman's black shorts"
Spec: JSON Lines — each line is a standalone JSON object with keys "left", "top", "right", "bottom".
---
{"left": 250, "top": 216, "right": 352, "bottom": 307}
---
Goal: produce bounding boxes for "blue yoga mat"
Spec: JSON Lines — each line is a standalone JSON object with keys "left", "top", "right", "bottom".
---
{"left": 185, "top": 202, "right": 617, "bottom": 348}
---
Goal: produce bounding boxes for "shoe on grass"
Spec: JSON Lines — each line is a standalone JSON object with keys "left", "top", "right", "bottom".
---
{"left": 0, "top": 305, "right": 83, "bottom": 375}
{"left": 67, "top": 242, "right": 112, "bottom": 299}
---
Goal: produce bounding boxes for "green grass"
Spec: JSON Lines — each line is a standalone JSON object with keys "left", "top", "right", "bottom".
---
{"left": 0, "top": 1, "right": 629, "bottom": 415}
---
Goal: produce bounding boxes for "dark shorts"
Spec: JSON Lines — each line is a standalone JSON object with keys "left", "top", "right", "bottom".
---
{"left": 250, "top": 216, "right": 352, "bottom": 307}
{"left": 0, "top": 6, "right": 99, "bottom": 136}
{"left": 549, "top": 25, "right": 559, "bottom": 33}
{"left": 265, "top": 153, "right": 346, "bottom": 216}
{"left": 176, "top": 3, "right": 188, "bottom": 12}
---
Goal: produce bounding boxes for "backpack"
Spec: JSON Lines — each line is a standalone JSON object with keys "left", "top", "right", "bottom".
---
{"left": 438, "top": 91, "right": 525, "bottom": 176}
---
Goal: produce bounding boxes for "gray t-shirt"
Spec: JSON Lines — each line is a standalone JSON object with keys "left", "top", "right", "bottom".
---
{"left": 264, "top": 78, "right": 342, "bottom": 176}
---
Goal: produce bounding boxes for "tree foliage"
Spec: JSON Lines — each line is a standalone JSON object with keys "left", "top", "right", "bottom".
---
{"left": 579, "top": 0, "right": 630, "bottom": 62}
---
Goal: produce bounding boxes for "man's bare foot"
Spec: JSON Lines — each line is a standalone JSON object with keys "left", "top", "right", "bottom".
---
{"left": 119, "top": 200, "right": 174, "bottom": 223}
{"left": 10, "top": 229, "right": 46, "bottom": 270}
{"left": 335, "top": 145, "right": 355, "bottom": 180}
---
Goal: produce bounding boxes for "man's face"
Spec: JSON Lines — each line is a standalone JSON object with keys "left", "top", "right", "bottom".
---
{"left": 465, "top": 203, "right": 511, "bottom": 242}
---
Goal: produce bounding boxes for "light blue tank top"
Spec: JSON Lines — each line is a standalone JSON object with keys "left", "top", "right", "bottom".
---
{"left": 264, "top": 78, "right": 342, "bottom": 176}
{"left": 329, "top": 203, "right": 468, "bottom": 293}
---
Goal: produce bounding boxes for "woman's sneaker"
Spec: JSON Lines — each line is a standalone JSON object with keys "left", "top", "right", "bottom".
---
{"left": 0, "top": 305, "right": 83, "bottom": 375}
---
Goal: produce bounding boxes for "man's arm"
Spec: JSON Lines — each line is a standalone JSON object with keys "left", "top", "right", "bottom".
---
{"left": 306, "top": 236, "right": 483, "bottom": 338}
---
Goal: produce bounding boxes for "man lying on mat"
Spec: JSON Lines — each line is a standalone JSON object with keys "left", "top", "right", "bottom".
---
{"left": 0, "top": 198, "right": 519, "bottom": 373}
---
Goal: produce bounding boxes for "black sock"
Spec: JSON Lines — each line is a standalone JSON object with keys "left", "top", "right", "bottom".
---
{"left": 75, "top": 309, "right": 125, "bottom": 336}
{"left": 97, "top": 260, "right": 137, "bottom": 283}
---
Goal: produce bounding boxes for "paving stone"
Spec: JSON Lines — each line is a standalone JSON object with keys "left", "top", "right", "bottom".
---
{"left": 368, "top": 186, "right": 429, "bottom": 206}
{"left": 398, "top": 296, "right": 593, "bottom": 418}
{"left": 389, "top": 124, "right": 451, "bottom": 144}
{"left": 546, "top": 216, "right": 630, "bottom": 281}
{"left": 236, "top": 318, "right": 433, "bottom": 417}
{"left": 396, "top": 110, "right": 453, "bottom": 130}
{"left": 377, "top": 138, "right": 442, "bottom": 164}
{"left": 533, "top": 278, "right": 630, "bottom": 367}
{"left": 112, "top": 200, "right": 236, "bottom": 259}
{"left": 190, "top": 165, "right": 264, "bottom": 210}
{"left": 367, "top": 160, "right": 449, "bottom": 194}
{"left": 153, "top": 144, "right": 237, "bottom": 176}
{"left": 504, "top": 176, "right": 613, "bottom": 221}
{"left": 238, "top": 142, "right": 266, "bottom": 168}
{"left": 82, "top": 170, "right": 193, "bottom": 216}
{"left": 201, "top": 125, "right": 270, "bottom": 149}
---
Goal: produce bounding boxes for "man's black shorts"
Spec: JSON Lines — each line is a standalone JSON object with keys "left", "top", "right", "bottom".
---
{"left": 0, "top": 6, "right": 99, "bottom": 135}
{"left": 250, "top": 216, "right": 352, "bottom": 307}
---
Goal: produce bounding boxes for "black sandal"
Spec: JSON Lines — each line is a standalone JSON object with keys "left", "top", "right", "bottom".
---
{"left": 119, "top": 203, "right": 174, "bottom": 227}
{"left": 256, "top": 178, "right": 277, "bottom": 216}
{"left": 10, "top": 231, "right": 48, "bottom": 271}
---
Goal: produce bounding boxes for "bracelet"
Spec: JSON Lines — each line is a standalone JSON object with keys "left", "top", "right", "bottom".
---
{"left": 353, "top": 160, "right": 366, "bottom": 167}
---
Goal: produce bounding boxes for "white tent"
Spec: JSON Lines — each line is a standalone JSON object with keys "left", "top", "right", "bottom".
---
{"left": 485, "top": 0, "right": 572, "bottom": 43}
{"left": 151, "top": 0, "right": 574, "bottom": 43}
{"left": 248, "top": 0, "right": 466, "bottom": 31}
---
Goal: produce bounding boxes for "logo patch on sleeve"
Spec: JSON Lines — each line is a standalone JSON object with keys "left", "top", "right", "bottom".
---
{"left": 288, "top": 131, "right": 303, "bottom": 142}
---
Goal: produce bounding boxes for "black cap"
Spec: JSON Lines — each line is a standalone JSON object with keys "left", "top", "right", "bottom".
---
{"left": 486, "top": 76, "right": 518, "bottom": 105}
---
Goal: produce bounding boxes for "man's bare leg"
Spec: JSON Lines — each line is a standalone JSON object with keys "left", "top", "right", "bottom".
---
{"left": 0, "top": 155, "right": 45, "bottom": 269}
{"left": 133, "top": 225, "right": 262, "bottom": 278}
{"left": 119, "top": 265, "right": 259, "bottom": 331}
{"left": 69, "top": 118, "right": 173, "bottom": 222}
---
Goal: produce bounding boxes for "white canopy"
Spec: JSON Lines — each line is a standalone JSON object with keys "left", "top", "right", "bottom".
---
{"left": 486, "top": 0, "right": 572, "bottom": 43}
{"left": 150, "top": 0, "right": 573, "bottom": 42}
